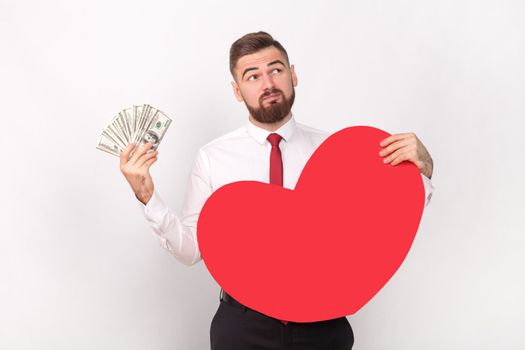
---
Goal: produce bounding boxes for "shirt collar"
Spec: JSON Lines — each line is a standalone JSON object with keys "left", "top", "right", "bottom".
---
{"left": 246, "top": 114, "right": 296, "bottom": 145}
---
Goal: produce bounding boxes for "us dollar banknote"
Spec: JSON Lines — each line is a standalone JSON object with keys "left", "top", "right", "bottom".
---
{"left": 96, "top": 104, "right": 172, "bottom": 157}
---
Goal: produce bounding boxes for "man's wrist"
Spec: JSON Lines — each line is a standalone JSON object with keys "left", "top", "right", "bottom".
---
{"left": 423, "top": 163, "right": 433, "bottom": 179}
{"left": 135, "top": 190, "right": 153, "bottom": 205}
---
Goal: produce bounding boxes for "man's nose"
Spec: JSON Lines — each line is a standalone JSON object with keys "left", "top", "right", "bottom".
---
{"left": 261, "top": 73, "right": 275, "bottom": 90}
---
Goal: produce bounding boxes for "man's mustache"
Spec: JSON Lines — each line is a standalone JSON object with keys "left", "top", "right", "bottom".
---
{"left": 259, "top": 89, "right": 284, "bottom": 104}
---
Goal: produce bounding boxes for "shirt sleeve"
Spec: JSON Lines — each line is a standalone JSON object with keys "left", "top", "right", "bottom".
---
{"left": 421, "top": 174, "right": 434, "bottom": 207}
{"left": 140, "top": 148, "right": 212, "bottom": 266}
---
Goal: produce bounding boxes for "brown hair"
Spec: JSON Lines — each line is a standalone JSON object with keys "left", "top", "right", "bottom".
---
{"left": 229, "top": 31, "right": 290, "bottom": 78}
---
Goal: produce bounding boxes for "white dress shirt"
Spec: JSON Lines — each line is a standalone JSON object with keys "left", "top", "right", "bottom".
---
{"left": 141, "top": 116, "right": 434, "bottom": 266}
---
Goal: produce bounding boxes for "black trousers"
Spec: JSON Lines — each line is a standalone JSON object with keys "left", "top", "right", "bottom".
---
{"left": 210, "top": 292, "right": 354, "bottom": 350}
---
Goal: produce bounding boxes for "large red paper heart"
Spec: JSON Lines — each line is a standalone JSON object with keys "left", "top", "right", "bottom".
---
{"left": 198, "top": 126, "right": 424, "bottom": 322}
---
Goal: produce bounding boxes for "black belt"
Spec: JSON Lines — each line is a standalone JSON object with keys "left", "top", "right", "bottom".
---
{"left": 220, "top": 289, "right": 347, "bottom": 326}
{"left": 220, "top": 289, "right": 248, "bottom": 312}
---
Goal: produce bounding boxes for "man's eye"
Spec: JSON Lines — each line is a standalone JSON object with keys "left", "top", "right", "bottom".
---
{"left": 271, "top": 68, "right": 282, "bottom": 74}
{"left": 248, "top": 75, "right": 258, "bottom": 81}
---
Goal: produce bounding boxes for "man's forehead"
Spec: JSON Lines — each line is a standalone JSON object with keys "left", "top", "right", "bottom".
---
{"left": 236, "top": 47, "right": 288, "bottom": 72}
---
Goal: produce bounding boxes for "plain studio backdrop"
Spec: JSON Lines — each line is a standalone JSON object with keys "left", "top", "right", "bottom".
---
{"left": 1, "top": 0, "right": 524, "bottom": 349}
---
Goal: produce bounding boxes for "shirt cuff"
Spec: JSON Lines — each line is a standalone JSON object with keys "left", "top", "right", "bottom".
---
{"left": 421, "top": 174, "right": 434, "bottom": 207}
{"left": 138, "top": 190, "right": 168, "bottom": 222}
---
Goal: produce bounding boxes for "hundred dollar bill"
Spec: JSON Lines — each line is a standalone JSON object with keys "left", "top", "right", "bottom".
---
{"left": 135, "top": 104, "right": 151, "bottom": 143}
{"left": 132, "top": 105, "right": 142, "bottom": 141}
{"left": 119, "top": 109, "right": 133, "bottom": 144}
{"left": 105, "top": 112, "right": 127, "bottom": 147}
{"left": 96, "top": 133, "right": 121, "bottom": 156}
{"left": 136, "top": 108, "right": 172, "bottom": 151}
{"left": 106, "top": 123, "right": 127, "bottom": 149}
{"left": 125, "top": 107, "right": 135, "bottom": 141}
{"left": 101, "top": 129, "right": 123, "bottom": 149}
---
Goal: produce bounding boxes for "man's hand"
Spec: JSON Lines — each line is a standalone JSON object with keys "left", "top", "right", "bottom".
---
{"left": 120, "top": 143, "right": 159, "bottom": 205}
{"left": 379, "top": 132, "right": 433, "bottom": 179}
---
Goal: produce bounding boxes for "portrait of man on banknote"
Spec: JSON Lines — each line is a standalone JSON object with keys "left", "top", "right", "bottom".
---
{"left": 142, "top": 130, "right": 160, "bottom": 150}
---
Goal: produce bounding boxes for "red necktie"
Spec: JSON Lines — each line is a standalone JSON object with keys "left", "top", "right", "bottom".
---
{"left": 267, "top": 133, "right": 288, "bottom": 325}
{"left": 267, "top": 133, "right": 283, "bottom": 186}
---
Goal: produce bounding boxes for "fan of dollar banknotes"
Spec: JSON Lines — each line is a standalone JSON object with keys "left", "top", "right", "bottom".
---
{"left": 96, "top": 104, "right": 172, "bottom": 156}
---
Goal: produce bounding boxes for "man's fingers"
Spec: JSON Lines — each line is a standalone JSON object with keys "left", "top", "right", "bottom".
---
{"left": 120, "top": 143, "right": 136, "bottom": 167}
{"left": 383, "top": 148, "right": 404, "bottom": 164}
{"left": 390, "top": 146, "right": 419, "bottom": 165}
{"left": 379, "top": 132, "right": 414, "bottom": 147}
{"left": 379, "top": 139, "right": 410, "bottom": 157}
{"left": 390, "top": 152, "right": 409, "bottom": 166}
{"left": 136, "top": 150, "right": 159, "bottom": 168}
{"left": 142, "top": 156, "right": 158, "bottom": 169}
{"left": 129, "top": 143, "right": 153, "bottom": 165}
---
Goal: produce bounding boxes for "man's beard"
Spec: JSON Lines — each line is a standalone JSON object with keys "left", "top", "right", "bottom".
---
{"left": 245, "top": 88, "right": 295, "bottom": 124}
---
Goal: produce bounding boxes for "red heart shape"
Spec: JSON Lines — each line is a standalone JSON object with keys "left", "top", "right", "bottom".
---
{"left": 198, "top": 126, "right": 424, "bottom": 322}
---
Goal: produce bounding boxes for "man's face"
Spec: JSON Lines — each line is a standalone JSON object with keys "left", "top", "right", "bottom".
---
{"left": 144, "top": 132, "right": 158, "bottom": 145}
{"left": 231, "top": 46, "right": 298, "bottom": 124}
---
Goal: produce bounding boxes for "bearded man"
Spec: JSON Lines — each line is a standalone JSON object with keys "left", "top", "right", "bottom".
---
{"left": 119, "top": 31, "right": 434, "bottom": 350}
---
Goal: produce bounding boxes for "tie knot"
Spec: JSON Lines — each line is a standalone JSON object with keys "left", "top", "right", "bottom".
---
{"left": 267, "top": 133, "right": 283, "bottom": 147}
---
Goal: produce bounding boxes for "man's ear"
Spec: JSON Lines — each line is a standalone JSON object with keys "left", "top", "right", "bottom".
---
{"left": 231, "top": 80, "right": 244, "bottom": 102}
{"left": 290, "top": 64, "right": 298, "bottom": 87}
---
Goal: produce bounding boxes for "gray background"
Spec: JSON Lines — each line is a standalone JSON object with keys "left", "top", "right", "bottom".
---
{"left": 1, "top": 0, "right": 524, "bottom": 349}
